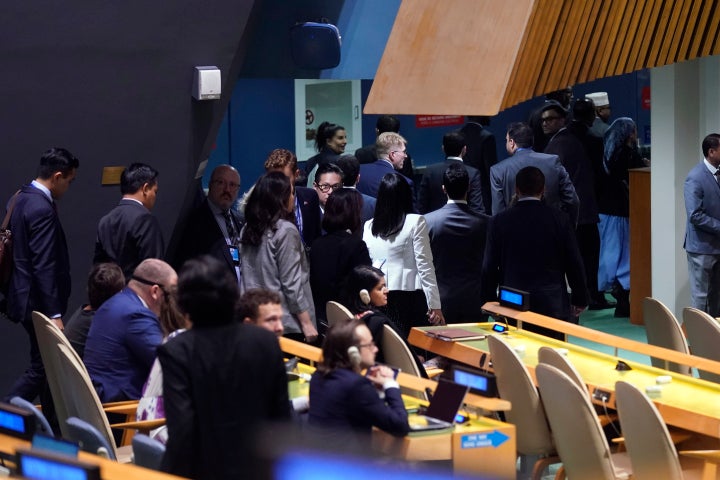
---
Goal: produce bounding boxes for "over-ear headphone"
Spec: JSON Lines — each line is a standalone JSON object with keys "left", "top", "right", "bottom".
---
{"left": 359, "top": 289, "right": 371, "bottom": 305}
{"left": 347, "top": 346, "right": 361, "bottom": 367}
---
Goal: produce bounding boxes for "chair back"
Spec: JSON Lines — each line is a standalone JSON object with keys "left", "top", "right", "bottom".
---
{"left": 65, "top": 417, "right": 115, "bottom": 460}
{"left": 326, "top": 301, "right": 353, "bottom": 328}
{"left": 9, "top": 396, "right": 54, "bottom": 437}
{"left": 614, "top": 381, "right": 682, "bottom": 480}
{"left": 535, "top": 363, "right": 620, "bottom": 480}
{"left": 643, "top": 298, "right": 691, "bottom": 375}
{"left": 537, "top": 347, "right": 585, "bottom": 391}
{"left": 381, "top": 325, "right": 427, "bottom": 401}
{"left": 682, "top": 307, "right": 720, "bottom": 383}
{"left": 487, "top": 335, "right": 554, "bottom": 456}
{"left": 132, "top": 433, "right": 165, "bottom": 470}
{"left": 54, "top": 343, "right": 118, "bottom": 458}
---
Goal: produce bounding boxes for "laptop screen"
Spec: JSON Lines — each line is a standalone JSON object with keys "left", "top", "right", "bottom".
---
{"left": 425, "top": 379, "right": 469, "bottom": 423}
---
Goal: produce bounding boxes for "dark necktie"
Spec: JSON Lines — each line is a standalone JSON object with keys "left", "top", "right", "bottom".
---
{"left": 223, "top": 210, "right": 237, "bottom": 243}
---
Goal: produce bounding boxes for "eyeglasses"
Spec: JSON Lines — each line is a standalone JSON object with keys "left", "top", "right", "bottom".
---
{"left": 314, "top": 183, "right": 343, "bottom": 193}
{"left": 541, "top": 116, "right": 562, "bottom": 123}
{"left": 358, "top": 341, "right": 376, "bottom": 350}
{"left": 211, "top": 179, "right": 240, "bottom": 190}
{"left": 131, "top": 275, "right": 171, "bottom": 298}
{"left": 390, "top": 150, "right": 407, "bottom": 158}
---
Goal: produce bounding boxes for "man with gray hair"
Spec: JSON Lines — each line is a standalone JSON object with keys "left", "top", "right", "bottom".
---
{"left": 84, "top": 258, "right": 178, "bottom": 402}
{"left": 357, "top": 132, "right": 414, "bottom": 198}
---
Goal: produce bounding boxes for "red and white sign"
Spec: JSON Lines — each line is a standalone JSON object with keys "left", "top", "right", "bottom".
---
{"left": 415, "top": 115, "right": 465, "bottom": 128}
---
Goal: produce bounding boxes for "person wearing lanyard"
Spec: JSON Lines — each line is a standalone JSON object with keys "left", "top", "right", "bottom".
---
{"left": 171, "top": 165, "right": 243, "bottom": 284}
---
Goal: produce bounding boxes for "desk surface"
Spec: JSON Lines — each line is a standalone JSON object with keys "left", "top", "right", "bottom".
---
{"left": 0, "top": 433, "right": 185, "bottom": 480}
{"left": 409, "top": 323, "right": 720, "bottom": 439}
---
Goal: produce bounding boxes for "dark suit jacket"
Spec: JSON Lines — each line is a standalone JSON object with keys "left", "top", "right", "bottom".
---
{"left": 7, "top": 184, "right": 71, "bottom": 323}
{"left": 356, "top": 143, "right": 415, "bottom": 179}
{"left": 359, "top": 191, "right": 376, "bottom": 224}
{"left": 357, "top": 159, "right": 414, "bottom": 198}
{"left": 309, "top": 367, "right": 408, "bottom": 451}
{"left": 83, "top": 287, "right": 163, "bottom": 402}
{"left": 481, "top": 200, "right": 588, "bottom": 326}
{"left": 309, "top": 231, "right": 371, "bottom": 330}
{"left": 418, "top": 159, "right": 485, "bottom": 214}
{"left": 295, "top": 187, "right": 322, "bottom": 246}
{"left": 459, "top": 122, "right": 498, "bottom": 211}
{"left": 94, "top": 198, "right": 165, "bottom": 278}
{"left": 160, "top": 322, "right": 290, "bottom": 480}
{"left": 171, "top": 199, "right": 242, "bottom": 278}
{"left": 490, "top": 149, "right": 579, "bottom": 223}
{"left": 545, "top": 125, "right": 599, "bottom": 225}
{"left": 425, "top": 203, "right": 489, "bottom": 323}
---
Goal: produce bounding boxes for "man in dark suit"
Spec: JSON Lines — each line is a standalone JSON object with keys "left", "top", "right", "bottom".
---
{"left": 333, "top": 154, "right": 376, "bottom": 224}
{"left": 262, "top": 148, "right": 321, "bottom": 247}
{"left": 490, "top": 122, "right": 579, "bottom": 223}
{"left": 425, "top": 163, "right": 489, "bottom": 323}
{"left": 418, "top": 130, "right": 485, "bottom": 214}
{"left": 355, "top": 114, "right": 415, "bottom": 181}
{"left": 357, "top": 132, "right": 414, "bottom": 198}
{"left": 5, "top": 147, "right": 79, "bottom": 409}
{"left": 94, "top": 163, "right": 164, "bottom": 279}
{"left": 172, "top": 164, "right": 243, "bottom": 282}
{"left": 482, "top": 166, "right": 588, "bottom": 340}
{"left": 459, "top": 116, "right": 498, "bottom": 211}
{"left": 160, "top": 256, "right": 290, "bottom": 479}
{"left": 84, "top": 258, "right": 177, "bottom": 402}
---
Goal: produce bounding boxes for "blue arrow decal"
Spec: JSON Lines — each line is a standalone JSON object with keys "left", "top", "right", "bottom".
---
{"left": 460, "top": 430, "right": 510, "bottom": 449}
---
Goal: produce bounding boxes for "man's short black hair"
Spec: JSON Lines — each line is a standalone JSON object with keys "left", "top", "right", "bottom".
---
{"left": 540, "top": 102, "right": 567, "bottom": 119}
{"left": 87, "top": 263, "right": 125, "bottom": 310}
{"left": 177, "top": 255, "right": 239, "bottom": 327}
{"left": 702, "top": 133, "right": 720, "bottom": 158}
{"left": 37, "top": 147, "right": 79, "bottom": 179}
{"left": 333, "top": 155, "right": 360, "bottom": 186}
{"left": 572, "top": 98, "right": 596, "bottom": 126}
{"left": 507, "top": 122, "right": 534, "bottom": 148}
{"left": 376, "top": 115, "right": 400, "bottom": 134}
{"left": 515, "top": 166, "right": 545, "bottom": 197}
{"left": 443, "top": 131, "right": 465, "bottom": 157}
{"left": 121, "top": 163, "right": 159, "bottom": 195}
{"left": 237, "top": 288, "right": 281, "bottom": 322}
{"left": 442, "top": 163, "right": 469, "bottom": 200}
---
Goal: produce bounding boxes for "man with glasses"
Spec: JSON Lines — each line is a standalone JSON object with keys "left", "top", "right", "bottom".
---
{"left": 84, "top": 258, "right": 178, "bottom": 402}
{"left": 172, "top": 164, "right": 243, "bottom": 283}
{"left": 94, "top": 163, "right": 164, "bottom": 279}
{"left": 313, "top": 163, "right": 344, "bottom": 214}
{"left": 357, "top": 132, "right": 414, "bottom": 198}
{"left": 585, "top": 91, "right": 612, "bottom": 137}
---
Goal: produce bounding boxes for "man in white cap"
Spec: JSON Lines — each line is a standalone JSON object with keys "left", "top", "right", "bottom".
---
{"left": 585, "top": 92, "right": 611, "bottom": 137}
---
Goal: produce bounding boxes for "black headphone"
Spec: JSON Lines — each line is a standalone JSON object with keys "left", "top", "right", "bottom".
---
{"left": 347, "top": 346, "right": 361, "bottom": 367}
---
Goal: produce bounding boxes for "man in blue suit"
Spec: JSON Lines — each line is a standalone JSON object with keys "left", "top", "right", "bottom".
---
{"left": 357, "top": 132, "right": 414, "bottom": 198}
{"left": 84, "top": 258, "right": 177, "bottom": 402}
{"left": 490, "top": 122, "right": 578, "bottom": 223}
{"left": 425, "top": 163, "right": 489, "bottom": 323}
{"left": 684, "top": 133, "right": 720, "bottom": 316}
{"left": 5, "top": 147, "right": 79, "bottom": 409}
{"left": 333, "top": 154, "right": 376, "bottom": 224}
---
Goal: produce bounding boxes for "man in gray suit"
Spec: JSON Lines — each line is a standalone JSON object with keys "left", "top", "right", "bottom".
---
{"left": 490, "top": 122, "right": 578, "bottom": 223}
{"left": 425, "top": 163, "right": 489, "bottom": 323}
{"left": 684, "top": 133, "right": 720, "bottom": 316}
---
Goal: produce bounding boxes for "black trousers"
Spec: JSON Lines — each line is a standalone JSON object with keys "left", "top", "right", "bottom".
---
{"left": 384, "top": 290, "right": 429, "bottom": 340}
{"left": 576, "top": 223, "right": 600, "bottom": 300}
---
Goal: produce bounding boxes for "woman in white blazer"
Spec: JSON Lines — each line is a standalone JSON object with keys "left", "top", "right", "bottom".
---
{"left": 363, "top": 173, "right": 445, "bottom": 338}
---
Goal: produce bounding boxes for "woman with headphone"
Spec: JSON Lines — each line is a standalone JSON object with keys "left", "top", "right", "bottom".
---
{"left": 308, "top": 318, "right": 409, "bottom": 450}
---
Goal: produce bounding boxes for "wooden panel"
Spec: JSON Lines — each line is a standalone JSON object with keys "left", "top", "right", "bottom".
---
{"left": 629, "top": 168, "right": 651, "bottom": 325}
{"left": 368, "top": 0, "right": 720, "bottom": 115}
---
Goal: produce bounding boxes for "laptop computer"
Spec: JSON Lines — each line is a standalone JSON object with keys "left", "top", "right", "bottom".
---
{"left": 408, "top": 379, "right": 469, "bottom": 432}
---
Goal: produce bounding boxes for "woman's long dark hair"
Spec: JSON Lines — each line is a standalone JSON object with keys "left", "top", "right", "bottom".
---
{"left": 241, "top": 171, "right": 293, "bottom": 246}
{"left": 314, "top": 121, "right": 345, "bottom": 152}
{"left": 371, "top": 173, "right": 414, "bottom": 239}
{"left": 339, "top": 265, "right": 385, "bottom": 315}
{"left": 322, "top": 188, "right": 363, "bottom": 234}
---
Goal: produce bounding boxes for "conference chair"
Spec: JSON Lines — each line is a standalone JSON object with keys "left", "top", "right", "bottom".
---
{"left": 682, "top": 307, "right": 720, "bottom": 383}
{"left": 535, "top": 363, "right": 632, "bottom": 480}
{"left": 326, "top": 301, "right": 354, "bottom": 328}
{"left": 643, "top": 298, "right": 691, "bottom": 375}
{"left": 487, "top": 335, "right": 558, "bottom": 480}
{"left": 65, "top": 416, "right": 117, "bottom": 460}
{"left": 132, "top": 433, "right": 165, "bottom": 471}
{"left": 614, "top": 381, "right": 700, "bottom": 480}
{"left": 9, "top": 396, "right": 54, "bottom": 436}
{"left": 382, "top": 325, "right": 428, "bottom": 401}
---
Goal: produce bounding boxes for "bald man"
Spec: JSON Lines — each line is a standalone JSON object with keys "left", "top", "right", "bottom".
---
{"left": 84, "top": 258, "right": 178, "bottom": 402}
{"left": 172, "top": 164, "right": 243, "bottom": 282}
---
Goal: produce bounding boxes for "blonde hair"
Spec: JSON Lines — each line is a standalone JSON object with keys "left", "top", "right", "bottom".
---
{"left": 375, "top": 132, "right": 407, "bottom": 158}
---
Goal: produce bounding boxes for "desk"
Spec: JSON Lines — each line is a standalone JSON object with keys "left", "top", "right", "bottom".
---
{"left": 409, "top": 320, "right": 720, "bottom": 439}
{"left": 280, "top": 337, "right": 516, "bottom": 478}
{"left": 0, "top": 433, "right": 186, "bottom": 480}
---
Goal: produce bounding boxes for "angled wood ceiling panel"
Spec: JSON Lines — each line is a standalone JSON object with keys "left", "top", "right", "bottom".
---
{"left": 364, "top": 0, "right": 720, "bottom": 115}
